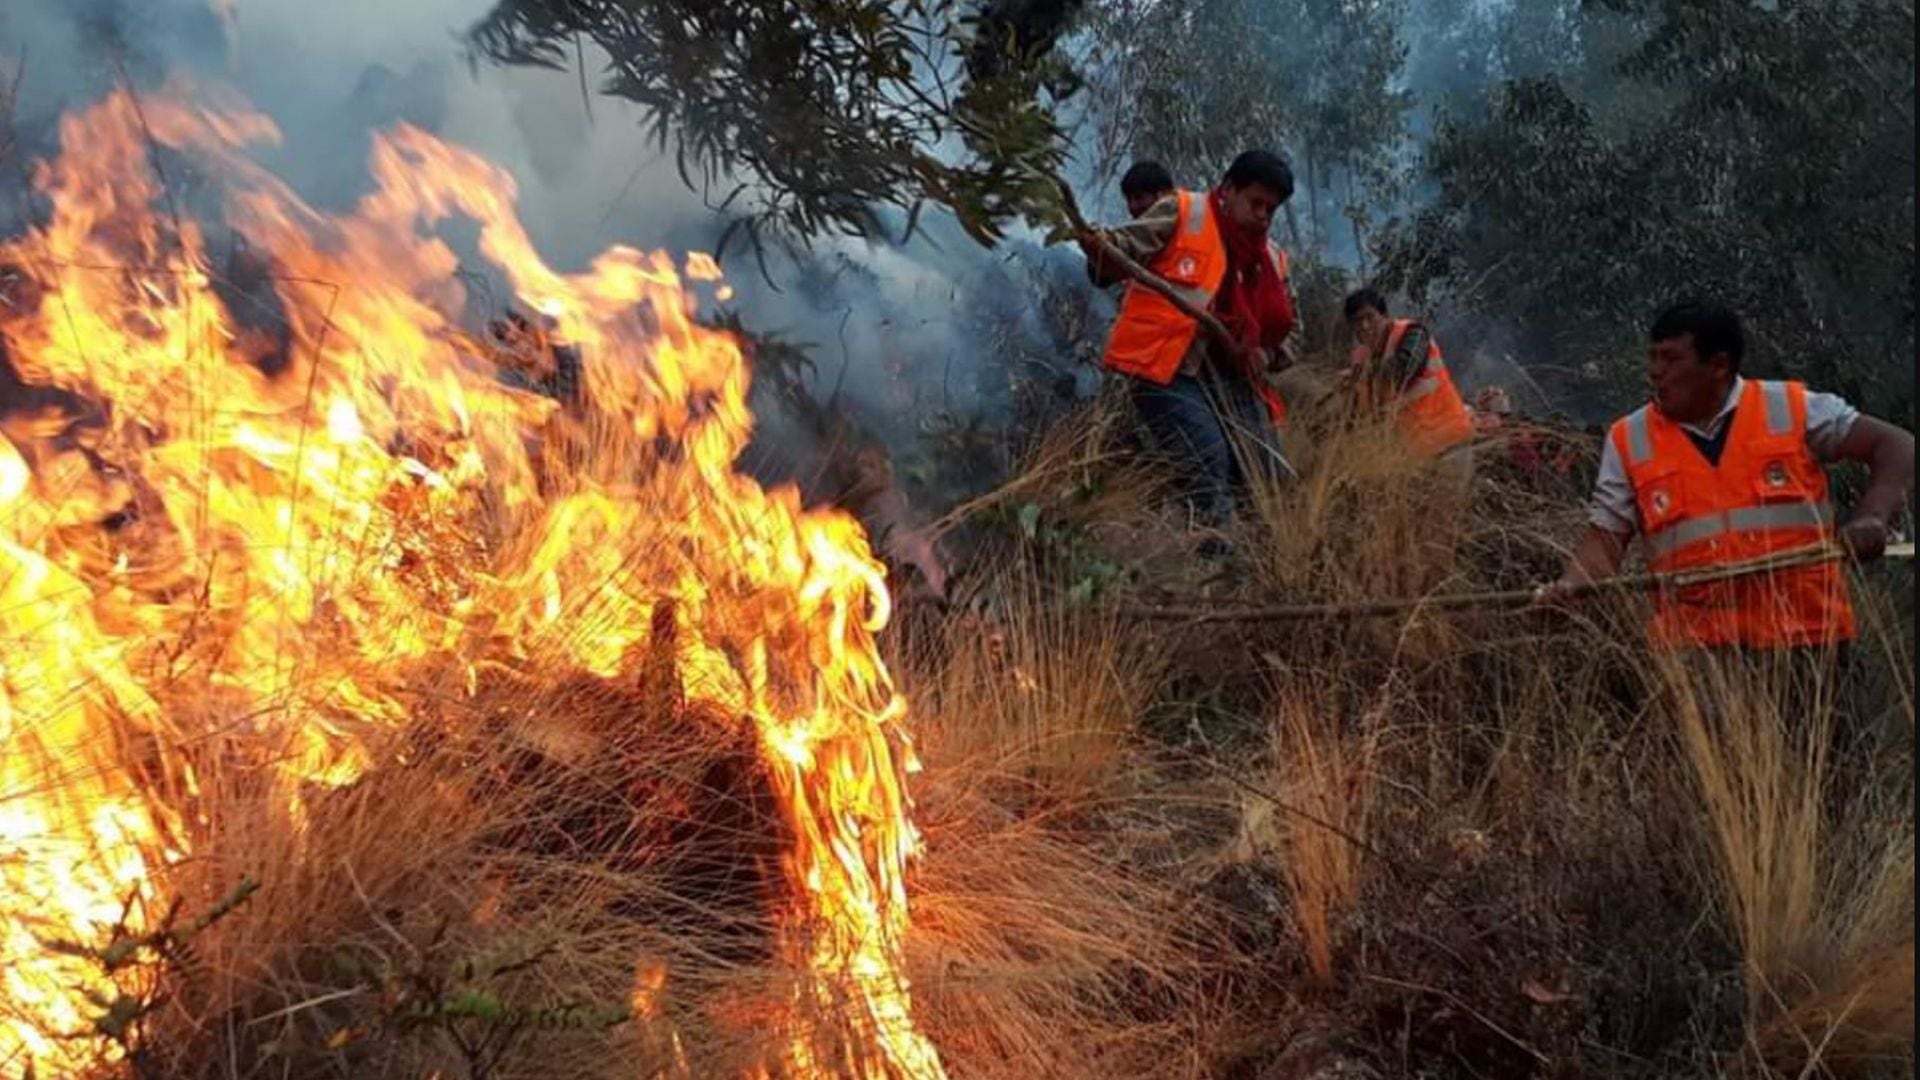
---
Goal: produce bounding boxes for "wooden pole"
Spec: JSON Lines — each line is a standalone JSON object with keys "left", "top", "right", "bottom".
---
{"left": 1057, "top": 181, "right": 1243, "bottom": 358}
{"left": 1120, "top": 544, "right": 1909, "bottom": 624}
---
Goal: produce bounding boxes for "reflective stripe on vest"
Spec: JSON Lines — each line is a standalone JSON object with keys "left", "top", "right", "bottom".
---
{"left": 1186, "top": 195, "right": 1209, "bottom": 236}
{"left": 1402, "top": 374, "right": 1446, "bottom": 403}
{"left": 1622, "top": 405, "right": 1654, "bottom": 465}
{"left": 1762, "top": 379, "right": 1793, "bottom": 435}
{"left": 1644, "top": 501, "right": 1837, "bottom": 560}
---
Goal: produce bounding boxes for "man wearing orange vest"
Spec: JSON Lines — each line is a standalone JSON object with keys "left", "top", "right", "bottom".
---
{"left": 1342, "top": 288, "right": 1478, "bottom": 462}
{"left": 1538, "top": 301, "right": 1913, "bottom": 651}
{"left": 1079, "top": 150, "right": 1298, "bottom": 535}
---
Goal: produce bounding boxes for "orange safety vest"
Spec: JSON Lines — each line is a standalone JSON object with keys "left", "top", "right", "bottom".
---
{"left": 1613, "top": 379, "right": 1855, "bottom": 649}
{"left": 1102, "top": 189, "right": 1228, "bottom": 386}
{"left": 1349, "top": 319, "right": 1474, "bottom": 457}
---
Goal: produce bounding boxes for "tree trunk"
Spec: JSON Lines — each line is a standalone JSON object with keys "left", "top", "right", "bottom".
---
{"left": 1347, "top": 170, "right": 1368, "bottom": 276}
{"left": 1304, "top": 142, "right": 1321, "bottom": 249}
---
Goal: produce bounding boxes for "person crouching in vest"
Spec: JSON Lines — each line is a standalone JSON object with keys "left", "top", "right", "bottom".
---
{"left": 1080, "top": 150, "right": 1299, "bottom": 547}
{"left": 1342, "top": 288, "right": 1477, "bottom": 464}
{"left": 1538, "top": 300, "right": 1913, "bottom": 658}
{"left": 1339, "top": 288, "right": 1481, "bottom": 585}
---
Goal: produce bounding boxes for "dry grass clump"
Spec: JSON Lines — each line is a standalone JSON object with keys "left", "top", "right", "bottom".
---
{"left": 1198, "top": 642, "right": 1408, "bottom": 1001}
{"left": 1240, "top": 413, "right": 1583, "bottom": 614}
{"left": 127, "top": 669, "right": 785, "bottom": 1080}
{"left": 897, "top": 572, "right": 1239, "bottom": 1079}
{"left": 1251, "top": 419, "right": 1459, "bottom": 600}
{"left": 1241, "top": 690, "right": 1383, "bottom": 990}
{"left": 905, "top": 560, "right": 1168, "bottom": 804}
{"left": 948, "top": 389, "right": 1914, "bottom": 1078}
{"left": 927, "top": 387, "right": 1188, "bottom": 587}
{"left": 1660, "top": 620, "right": 1915, "bottom": 1076}
{"left": 903, "top": 769, "right": 1230, "bottom": 1080}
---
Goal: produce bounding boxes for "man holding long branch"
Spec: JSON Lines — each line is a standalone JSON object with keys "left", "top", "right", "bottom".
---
{"left": 1538, "top": 300, "right": 1914, "bottom": 658}
{"left": 1075, "top": 150, "right": 1300, "bottom": 553}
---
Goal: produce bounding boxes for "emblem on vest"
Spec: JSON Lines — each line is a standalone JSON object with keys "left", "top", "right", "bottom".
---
{"left": 1765, "top": 461, "right": 1789, "bottom": 488}
{"left": 1650, "top": 489, "right": 1672, "bottom": 516}
{"left": 1176, "top": 256, "right": 1197, "bottom": 277}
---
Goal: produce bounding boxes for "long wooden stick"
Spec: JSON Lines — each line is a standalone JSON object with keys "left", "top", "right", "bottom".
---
{"left": 1122, "top": 544, "right": 1908, "bottom": 624}
{"left": 1057, "top": 181, "right": 1242, "bottom": 356}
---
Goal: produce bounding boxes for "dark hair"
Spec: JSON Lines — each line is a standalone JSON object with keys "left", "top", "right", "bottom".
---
{"left": 1650, "top": 299, "right": 1744, "bottom": 374}
{"left": 1119, "top": 160, "right": 1175, "bottom": 200}
{"left": 1222, "top": 150, "right": 1294, "bottom": 202}
{"left": 1343, "top": 287, "right": 1390, "bottom": 321}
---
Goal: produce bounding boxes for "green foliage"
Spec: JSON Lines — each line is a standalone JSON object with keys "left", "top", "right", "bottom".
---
{"left": 1376, "top": 0, "right": 1915, "bottom": 422}
{"left": 35, "top": 878, "right": 259, "bottom": 1071}
{"left": 319, "top": 932, "right": 629, "bottom": 1079}
{"left": 1279, "top": 250, "right": 1359, "bottom": 356}
{"left": 1000, "top": 493, "right": 1129, "bottom": 602}
{"left": 468, "top": 0, "right": 1083, "bottom": 253}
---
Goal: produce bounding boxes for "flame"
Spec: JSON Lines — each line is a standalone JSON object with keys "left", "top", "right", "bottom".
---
{"left": 0, "top": 88, "right": 946, "bottom": 1078}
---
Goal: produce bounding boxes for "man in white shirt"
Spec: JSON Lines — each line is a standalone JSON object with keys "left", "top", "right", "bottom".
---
{"left": 1538, "top": 300, "right": 1912, "bottom": 651}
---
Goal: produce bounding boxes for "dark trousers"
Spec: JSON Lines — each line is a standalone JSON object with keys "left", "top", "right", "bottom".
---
{"left": 1130, "top": 372, "right": 1282, "bottom": 527}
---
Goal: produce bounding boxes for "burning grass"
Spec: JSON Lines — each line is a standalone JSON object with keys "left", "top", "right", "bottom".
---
{"left": 1, "top": 87, "right": 1913, "bottom": 1080}
{"left": 1, "top": 85, "right": 952, "bottom": 1078}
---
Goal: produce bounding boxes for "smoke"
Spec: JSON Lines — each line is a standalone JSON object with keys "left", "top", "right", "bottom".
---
{"left": 1, "top": 0, "right": 1079, "bottom": 500}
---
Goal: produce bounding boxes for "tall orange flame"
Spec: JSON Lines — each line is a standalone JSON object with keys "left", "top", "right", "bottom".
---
{"left": 0, "top": 87, "right": 946, "bottom": 1078}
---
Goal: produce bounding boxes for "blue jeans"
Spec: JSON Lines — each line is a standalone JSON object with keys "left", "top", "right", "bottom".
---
{"left": 1130, "top": 372, "right": 1280, "bottom": 527}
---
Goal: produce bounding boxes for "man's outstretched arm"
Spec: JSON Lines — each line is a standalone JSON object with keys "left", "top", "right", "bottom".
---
{"left": 1560, "top": 526, "right": 1631, "bottom": 586}
{"left": 1829, "top": 414, "right": 1915, "bottom": 560}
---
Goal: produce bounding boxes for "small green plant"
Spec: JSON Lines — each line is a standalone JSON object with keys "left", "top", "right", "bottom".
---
{"left": 36, "top": 876, "right": 260, "bottom": 1075}
{"left": 320, "top": 928, "right": 630, "bottom": 1080}
{"left": 1004, "top": 493, "right": 1130, "bottom": 604}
